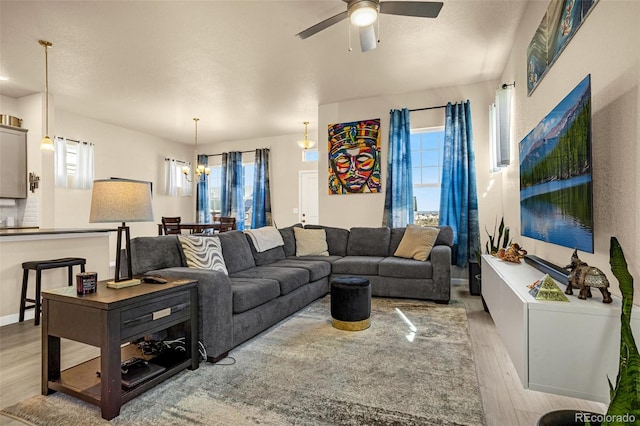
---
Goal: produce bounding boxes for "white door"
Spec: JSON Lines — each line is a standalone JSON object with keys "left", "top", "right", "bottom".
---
{"left": 299, "top": 170, "right": 319, "bottom": 225}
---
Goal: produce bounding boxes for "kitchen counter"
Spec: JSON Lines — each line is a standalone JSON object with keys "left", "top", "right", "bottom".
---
{"left": 0, "top": 229, "right": 113, "bottom": 325}
{"left": 0, "top": 228, "right": 115, "bottom": 237}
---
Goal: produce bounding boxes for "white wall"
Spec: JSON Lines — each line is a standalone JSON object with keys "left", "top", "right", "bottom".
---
{"left": 54, "top": 110, "right": 194, "bottom": 245}
{"left": 318, "top": 81, "right": 497, "bottom": 229}
{"left": 492, "top": 0, "right": 639, "bottom": 301}
{"left": 201, "top": 132, "right": 317, "bottom": 228}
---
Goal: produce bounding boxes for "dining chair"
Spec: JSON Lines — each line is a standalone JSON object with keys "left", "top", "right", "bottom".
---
{"left": 161, "top": 216, "right": 182, "bottom": 235}
{"left": 218, "top": 216, "right": 236, "bottom": 233}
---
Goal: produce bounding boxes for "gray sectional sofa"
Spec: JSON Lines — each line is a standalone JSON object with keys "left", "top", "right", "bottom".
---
{"left": 129, "top": 224, "right": 453, "bottom": 363}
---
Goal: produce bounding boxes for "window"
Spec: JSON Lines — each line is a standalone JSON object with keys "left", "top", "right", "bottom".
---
{"left": 209, "top": 165, "right": 222, "bottom": 218}
{"left": 242, "top": 163, "right": 254, "bottom": 228}
{"left": 411, "top": 127, "right": 444, "bottom": 226}
{"left": 302, "top": 149, "right": 318, "bottom": 162}
{"left": 54, "top": 136, "right": 94, "bottom": 189}
{"left": 65, "top": 142, "right": 77, "bottom": 176}
{"left": 208, "top": 160, "right": 255, "bottom": 229}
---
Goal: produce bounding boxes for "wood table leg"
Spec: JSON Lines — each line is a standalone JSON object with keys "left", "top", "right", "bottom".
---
{"left": 100, "top": 309, "right": 122, "bottom": 420}
{"left": 41, "top": 298, "right": 60, "bottom": 395}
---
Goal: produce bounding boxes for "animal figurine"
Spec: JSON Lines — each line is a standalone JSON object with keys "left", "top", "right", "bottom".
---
{"left": 497, "top": 243, "right": 527, "bottom": 263}
{"left": 564, "top": 249, "right": 612, "bottom": 303}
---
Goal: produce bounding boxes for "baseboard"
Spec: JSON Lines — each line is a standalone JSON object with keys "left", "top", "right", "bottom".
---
{"left": 0, "top": 311, "right": 34, "bottom": 327}
{"left": 452, "top": 278, "right": 467, "bottom": 286}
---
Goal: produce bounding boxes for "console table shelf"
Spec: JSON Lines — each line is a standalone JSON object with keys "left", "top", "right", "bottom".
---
{"left": 481, "top": 254, "right": 640, "bottom": 403}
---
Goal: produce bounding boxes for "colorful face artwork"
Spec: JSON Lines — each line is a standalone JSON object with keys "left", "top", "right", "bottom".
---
{"left": 328, "top": 119, "right": 381, "bottom": 194}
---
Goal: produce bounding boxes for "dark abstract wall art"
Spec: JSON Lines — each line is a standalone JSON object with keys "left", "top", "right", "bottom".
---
{"left": 527, "top": 0, "right": 599, "bottom": 96}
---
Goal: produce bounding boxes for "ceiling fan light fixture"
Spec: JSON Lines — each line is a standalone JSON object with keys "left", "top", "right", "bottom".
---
{"left": 349, "top": 1, "right": 378, "bottom": 27}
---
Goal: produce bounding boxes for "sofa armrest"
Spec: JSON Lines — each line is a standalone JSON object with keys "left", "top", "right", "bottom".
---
{"left": 147, "top": 267, "right": 233, "bottom": 360}
{"left": 430, "top": 245, "right": 452, "bottom": 302}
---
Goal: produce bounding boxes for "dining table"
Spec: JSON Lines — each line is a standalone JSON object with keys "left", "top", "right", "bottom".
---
{"left": 157, "top": 222, "right": 220, "bottom": 235}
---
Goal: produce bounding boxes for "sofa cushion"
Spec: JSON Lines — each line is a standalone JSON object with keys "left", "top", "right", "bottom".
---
{"left": 178, "top": 235, "right": 228, "bottom": 274}
{"left": 279, "top": 224, "right": 303, "bottom": 257}
{"left": 434, "top": 226, "right": 454, "bottom": 247}
{"left": 294, "top": 227, "right": 329, "bottom": 256}
{"left": 331, "top": 256, "right": 384, "bottom": 275}
{"left": 390, "top": 225, "right": 455, "bottom": 254}
{"left": 394, "top": 225, "right": 440, "bottom": 261}
{"left": 230, "top": 278, "right": 281, "bottom": 314}
{"left": 217, "top": 231, "right": 256, "bottom": 273}
{"left": 264, "top": 259, "right": 331, "bottom": 282}
{"left": 245, "top": 234, "right": 286, "bottom": 266}
{"left": 130, "top": 236, "right": 185, "bottom": 276}
{"left": 347, "top": 227, "right": 390, "bottom": 257}
{"left": 230, "top": 266, "right": 310, "bottom": 296}
{"left": 304, "top": 225, "right": 349, "bottom": 256}
{"left": 378, "top": 257, "right": 434, "bottom": 279}
{"left": 287, "top": 255, "right": 343, "bottom": 264}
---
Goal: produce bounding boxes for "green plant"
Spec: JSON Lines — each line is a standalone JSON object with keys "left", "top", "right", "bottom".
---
{"left": 474, "top": 216, "right": 511, "bottom": 267}
{"left": 485, "top": 217, "right": 511, "bottom": 256}
{"left": 605, "top": 237, "right": 640, "bottom": 425}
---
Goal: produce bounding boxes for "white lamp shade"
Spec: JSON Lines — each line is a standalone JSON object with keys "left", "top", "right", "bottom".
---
{"left": 41, "top": 135, "right": 54, "bottom": 151}
{"left": 297, "top": 139, "right": 316, "bottom": 149}
{"left": 89, "top": 179, "right": 154, "bottom": 223}
{"left": 349, "top": 2, "right": 378, "bottom": 27}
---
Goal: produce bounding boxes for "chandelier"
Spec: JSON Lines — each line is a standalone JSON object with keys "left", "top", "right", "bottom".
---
{"left": 182, "top": 118, "right": 210, "bottom": 181}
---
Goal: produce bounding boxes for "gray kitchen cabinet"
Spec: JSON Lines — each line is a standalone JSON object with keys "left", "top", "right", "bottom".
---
{"left": 0, "top": 124, "right": 28, "bottom": 198}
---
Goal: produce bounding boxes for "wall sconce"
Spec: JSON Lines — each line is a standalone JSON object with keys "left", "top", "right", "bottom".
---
{"left": 29, "top": 172, "right": 40, "bottom": 193}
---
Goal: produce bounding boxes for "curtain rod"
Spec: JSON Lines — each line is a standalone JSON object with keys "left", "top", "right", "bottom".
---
{"left": 409, "top": 105, "right": 447, "bottom": 112}
{"left": 205, "top": 148, "right": 268, "bottom": 157}
{"left": 164, "top": 158, "right": 188, "bottom": 164}
{"left": 55, "top": 135, "right": 90, "bottom": 144}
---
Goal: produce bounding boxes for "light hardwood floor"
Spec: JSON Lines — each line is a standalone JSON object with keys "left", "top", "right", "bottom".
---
{"left": 0, "top": 283, "right": 606, "bottom": 425}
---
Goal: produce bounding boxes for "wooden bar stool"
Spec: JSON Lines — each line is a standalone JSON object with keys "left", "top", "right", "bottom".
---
{"left": 19, "top": 257, "right": 86, "bottom": 325}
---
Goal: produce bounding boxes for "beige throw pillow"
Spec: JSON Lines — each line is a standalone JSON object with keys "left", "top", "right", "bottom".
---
{"left": 394, "top": 225, "right": 440, "bottom": 261}
{"left": 294, "top": 227, "right": 329, "bottom": 257}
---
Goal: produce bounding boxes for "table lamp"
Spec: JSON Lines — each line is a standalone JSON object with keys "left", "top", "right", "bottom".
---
{"left": 89, "top": 179, "right": 154, "bottom": 288}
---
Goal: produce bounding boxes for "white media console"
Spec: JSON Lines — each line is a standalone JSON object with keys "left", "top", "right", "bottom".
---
{"left": 481, "top": 254, "right": 640, "bottom": 403}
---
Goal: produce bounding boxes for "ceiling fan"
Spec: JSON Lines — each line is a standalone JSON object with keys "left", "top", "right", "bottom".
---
{"left": 296, "top": 0, "right": 444, "bottom": 53}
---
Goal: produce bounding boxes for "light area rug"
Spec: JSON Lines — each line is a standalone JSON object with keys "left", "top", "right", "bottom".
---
{"left": 2, "top": 296, "right": 485, "bottom": 425}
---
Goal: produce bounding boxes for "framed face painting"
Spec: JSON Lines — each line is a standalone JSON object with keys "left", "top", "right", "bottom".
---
{"left": 328, "top": 119, "right": 381, "bottom": 194}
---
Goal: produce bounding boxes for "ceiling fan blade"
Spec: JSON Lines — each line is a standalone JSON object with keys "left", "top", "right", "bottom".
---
{"left": 359, "top": 25, "right": 377, "bottom": 52}
{"left": 296, "top": 11, "right": 349, "bottom": 39}
{"left": 380, "top": 1, "right": 443, "bottom": 18}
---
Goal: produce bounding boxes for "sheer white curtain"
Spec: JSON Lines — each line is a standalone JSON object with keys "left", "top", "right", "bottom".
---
{"left": 54, "top": 137, "right": 94, "bottom": 189}
{"left": 165, "top": 159, "right": 178, "bottom": 196}
{"left": 73, "top": 142, "right": 94, "bottom": 189}
{"left": 54, "top": 137, "right": 68, "bottom": 188}
{"left": 164, "top": 159, "right": 192, "bottom": 196}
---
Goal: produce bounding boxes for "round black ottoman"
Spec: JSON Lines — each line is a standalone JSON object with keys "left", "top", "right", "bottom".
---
{"left": 331, "top": 277, "right": 371, "bottom": 331}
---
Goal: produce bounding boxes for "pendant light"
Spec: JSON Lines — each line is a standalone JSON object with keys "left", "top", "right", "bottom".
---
{"left": 182, "top": 118, "right": 210, "bottom": 181}
{"left": 297, "top": 121, "right": 315, "bottom": 150}
{"left": 39, "top": 40, "right": 54, "bottom": 151}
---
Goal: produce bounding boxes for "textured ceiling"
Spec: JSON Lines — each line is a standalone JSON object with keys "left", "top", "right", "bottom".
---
{"left": 0, "top": 0, "right": 527, "bottom": 145}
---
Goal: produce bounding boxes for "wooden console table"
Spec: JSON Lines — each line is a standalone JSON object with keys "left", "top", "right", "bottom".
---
{"left": 482, "top": 254, "right": 640, "bottom": 403}
{"left": 42, "top": 278, "right": 199, "bottom": 420}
